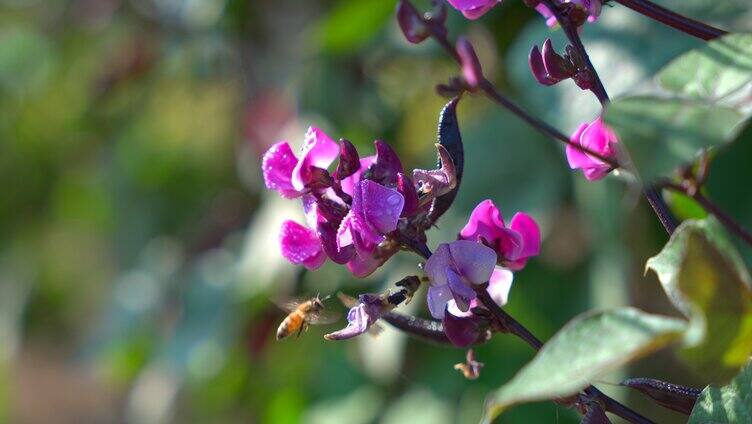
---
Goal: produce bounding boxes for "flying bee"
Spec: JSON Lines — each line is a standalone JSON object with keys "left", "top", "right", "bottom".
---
{"left": 275, "top": 295, "right": 338, "bottom": 340}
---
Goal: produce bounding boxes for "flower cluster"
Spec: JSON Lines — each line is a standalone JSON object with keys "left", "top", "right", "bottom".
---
{"left": 263, "top": 127, "right": 454, "bottom": 277}
{"left": 567, "top": 117, "right": 619, "bottom": 181}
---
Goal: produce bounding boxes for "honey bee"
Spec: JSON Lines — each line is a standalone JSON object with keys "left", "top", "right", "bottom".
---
{"left": 275, "top": 295, "right": 338, "bottom": 340}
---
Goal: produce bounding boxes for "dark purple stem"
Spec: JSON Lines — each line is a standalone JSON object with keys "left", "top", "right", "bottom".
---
{"left": 613, "top": 0, "right": 727, "bottom": 41}
{"left": 475, "top": 288, "right": 655, "bottom": 424}
{"left": 540, "top": 0, "right": 609, "bottom": 104}
{"left": 398, "top": 0, "right": 619, "bottom": 168}
{"left": 645, "top": 187, "right": 678, "bottom": 234}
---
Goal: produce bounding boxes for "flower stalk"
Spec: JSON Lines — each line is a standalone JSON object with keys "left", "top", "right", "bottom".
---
{"left": 613, "top": 0, "right": 727, "bottom": 41}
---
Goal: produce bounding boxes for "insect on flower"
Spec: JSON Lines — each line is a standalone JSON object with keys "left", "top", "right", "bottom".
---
{"left": 274, "top": 295, "right": 339, "bottom": 340}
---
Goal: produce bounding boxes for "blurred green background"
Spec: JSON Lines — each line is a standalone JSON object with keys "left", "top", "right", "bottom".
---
{"left": 1, "top": 0, "right": 751, "bottom": 423}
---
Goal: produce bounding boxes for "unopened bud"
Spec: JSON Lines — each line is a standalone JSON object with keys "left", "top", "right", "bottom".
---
{"left": 334, "top": 139, "right": 360, "bottom": 180}
{"left": 456, "top": 37, "right": 483, "bottom": 89}
{"left": 397, "top": 1, "right": 430, "bottom": 44}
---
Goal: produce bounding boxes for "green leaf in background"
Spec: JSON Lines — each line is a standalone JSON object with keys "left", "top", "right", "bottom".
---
{"left": 658, "top": 33, "right": 752, "bottom": 108}
{"left": 605, "top": 96, "right": 745, "bottom": 182}
{"left": 689, "top": 360, "right": 752, "bottom": 424}
{"left": 646, "top": 218, "right": 752, "bottom": 381}
{"left": 484, "top": 308, "right": 686, "bottom": 421}
{"left": 314, "top": 0, "right": 396, "bottom": 54}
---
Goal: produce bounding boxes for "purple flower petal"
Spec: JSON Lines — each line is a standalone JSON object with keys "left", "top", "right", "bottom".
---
{"left": 446, "top": 268, "right": 477, "bottom": 312}
{"left": 447, "top": 240, "right": 497, "bottom": 285}
{"left": 566, "top": 123, "right": 592, "bottom": 169}
{"left": 369, "top": 140, "right": 404, "bottom": 187}
{"left": 262, "top": 141, "right": 300, "bottom": 198}
{"left": 279, "top": 220, "right": 326, "bottom": 270}
{"left": 427, "top": 284, "right": 453, "bottom": 319}
{"left": 324, "top": 294, "right": 392, "bottom": 340}
{"left": 345, "top": 249, "right": 383, "bottom": 278}
{"left": 291, "top": 127, "right": 339, "bottom": 191}
{"left": 496, "top": 227, "right": 524, "bottom": 261}
{"left": 566, "top": 118, "right": 618, "bottom": 181}
{"left": 509, "top": 212, "right": 541, "bottom": 260}
{"left": 355, "top": 180, "right": 404, "bottom": 234}
{"left": 425, "top": 243, "right": 452, "bottom": 287}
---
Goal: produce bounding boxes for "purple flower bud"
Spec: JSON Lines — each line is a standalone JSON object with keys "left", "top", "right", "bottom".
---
{"left": 397, "top": 0, "right": 430, "bottom": 44}
{"left": 529, "top": 45, "right": 557, "bottom": 86}
{"left": 397, "top": 173, "right": 420, "bottom": 217}
{"left": 541, "top": 38, "right": 573, "bottom": 80}
{"left": 367, "top": 140, "right": 404, "bottom": 187}
{"left": 334, "top": 139, "right": 360, "bottom": 180}
{"left": 324, "top": 293, "right": 393, "bottom": 340}
{"left": 443, "top": 305, "right": 482, "bottom": 347}
{"left": 456, "top": 37, "right": 483, "bottom": 89}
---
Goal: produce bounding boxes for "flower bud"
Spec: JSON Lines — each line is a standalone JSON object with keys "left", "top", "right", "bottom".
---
{"left": 334, "top": 139, "right": 360, "bottom": 180}
{"left": 299, "top": 165, "right": 333, "bottom": 190}
{"left": 366, "top": 140, "right": 404, "bottom": 187}
{"left": 456, "top": 37, "right": 483, "bottom": 89}
{"left": 397, "top": 0, "right": 430, "bottom": 44}
{"left": 317, "top": 220, "right": 355, "bottom": 264}
{"left": 397, "top": 172, "right": 420, "bottom": 217}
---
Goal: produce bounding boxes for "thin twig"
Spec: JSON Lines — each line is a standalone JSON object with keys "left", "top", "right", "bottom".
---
{"left": 400, "top": 0, "right": 620, "bottom": 168}
{"left": 475, "top": 288, "right": 655, "bottom": 424}
{"left": 613, "top": 0, "right": 727, "bottom": 41}
{"left": 661, "top": 182, "right": 752, "bottom": 247}
{"left": 644, "top": 186, "right": 678, "bottom": 234}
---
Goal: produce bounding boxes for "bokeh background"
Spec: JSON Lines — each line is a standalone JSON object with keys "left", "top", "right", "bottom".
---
{"left": 2, "top": 0, "right": 751, "bottom": 423}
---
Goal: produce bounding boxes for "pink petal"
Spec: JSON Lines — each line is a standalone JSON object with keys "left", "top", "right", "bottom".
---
{"left": 447, "top": 0, "right": 499, "bottom": 19}
{"left": 336, "top": 211, "right": 356, "bottom": 250}
{"left": 509, "top": 212, "right": 541, "bottom": 259}
{"left": 446, "top": 299, "right": 473, "bottom": 318}
{"left": 496, "top": 227, "right": 524, "bottom": 261}
{"left": 291, "top": 127, "right": 339, "bottom": 191}
{"left": 459, "top": 199, "right": 506, "bottom": 243}
{"left": 566, "top": 123, "right": 595, "bottom": 170}
{"left": 279, "top": 220, "right": 326, "bottom": 270}
{"left": 447, "top": 240, "right": 497, "bottom": 285}
{"left": 262, "top": 141, "right": 300, "bottom": 198}
{"left": 427, "top": 284, "right": 453, "bottom": 319}
{"left": 346, "top": 253, "right": 382, "bottom": 278}
{"left": 340, "top": 156, "right": 376, "bottom": 196}
{"left": 487, "top": 267, "right": 513, "bottom": 306}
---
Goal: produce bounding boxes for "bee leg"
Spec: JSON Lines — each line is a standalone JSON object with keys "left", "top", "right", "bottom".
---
{"left": 296, "top": 323, "right": 306, "bottom": 338}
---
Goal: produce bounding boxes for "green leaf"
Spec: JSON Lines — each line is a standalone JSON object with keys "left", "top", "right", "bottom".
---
{"left": 689, "top": 361, "right": 752, "bottom": 424}
{"left": 658, "top": 33, "right": 752, "bottom": 107}
{"left": 604, "top": 96, "right": 745, "bottom": 182}
{"left": 484, "top": 308, "right": 686, "bottom": 421}
{"left": 313, "top": 0, "right": 395, "bottom": 54}
{"left": 646, "top": 218, "right": 752, "bottom": 380}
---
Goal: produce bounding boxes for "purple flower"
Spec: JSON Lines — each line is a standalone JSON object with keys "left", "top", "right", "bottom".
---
{"left": 337, "top": 180, "right": 405, "bottom": 277}
{"left": 262, "top": 127, "right": 339, "bottom": 198}
{"left": 443, "top": 267, "right": 513, "bottom": 346}
{"left": 534, "top": 3, "right": 558, "bottom": 27}
{"left": 425, "top": 240, "right": 497, "bottom": 319}
{"left": 566, "top": 117, "right": 618, "bottom": 181}
{"left": 459, "top": 200, "right": 541, "bottom": 271}
{"left": 324, "top": 293, "right": 392, "bottom": 340}
{"left": 456, "top": 38, "right": 483, "bottom": 89}
{"left": 279, "top": 220, "right": 327, "bottom": 270}
{"left": 447, "top": 0, "right": 500, "bottom": 20}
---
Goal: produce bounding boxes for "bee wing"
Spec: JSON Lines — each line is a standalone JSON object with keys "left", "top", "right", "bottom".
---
{"left": 271, "top": 297, "right": 305, "bottom": 313}
{"left": 307, "top": 310, "right": 341, "bottom": 325}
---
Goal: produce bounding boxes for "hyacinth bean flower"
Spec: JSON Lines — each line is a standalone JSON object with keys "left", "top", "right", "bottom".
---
{"left": 324, "top": 293, "right": 393, "bottom": 340}
{"left": 443, "top": 267, "right": 513, "bottom": 346}
{"left": 566, "top": 117, "right": 619, "bottom": 181}
{"left": 446, "top": 0, "right": 500, "bottom": 20}
{"left": 459, "top": 200, "right": 541, "bottom": 271}
{"left": 425, "top": 240, "right": 497, "bottom": 319}
{"left": 262, "top": 126, "right": 339, "bottom": 198}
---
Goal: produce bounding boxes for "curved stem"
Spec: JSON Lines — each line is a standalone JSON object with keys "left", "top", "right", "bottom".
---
{"left": 540, "top": 0, "right": 609, "bottom": 104}
{"left": 644, "top": 186, "right": 678, "bottom": 234}
{"left": 613, "top": 0, "right": 727, "bottom": 41}
{"left": 475, "top": 289, "right": 655, "bottom": 424}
